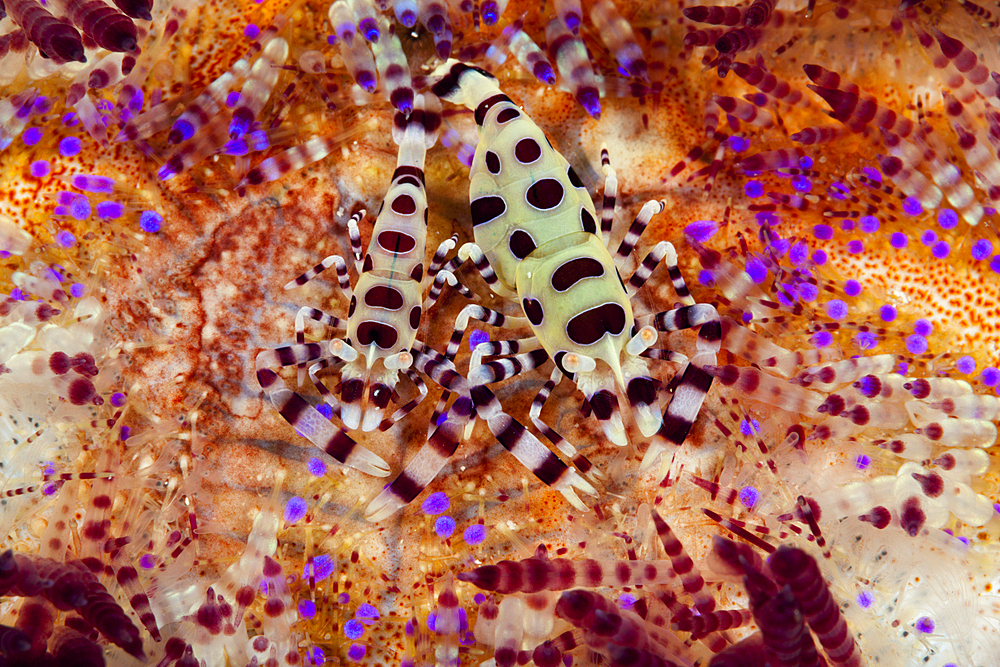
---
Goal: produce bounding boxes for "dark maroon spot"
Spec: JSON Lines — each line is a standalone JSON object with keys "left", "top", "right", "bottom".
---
{"left": 581, "top": 208, "right": 596, "bottom": 233}
{"left": 567, "top": 165, "right": 584, "bottom": 188}
{"left": 391, "top": 193, "right": 416, "bottom": 215}
{"left": 471, "top": 196, "right": 506, "bottom": 226}
{"left": 859, "top": 506, "right": 891, "bottom": 529}
{"left": 68, "top": 377, "right": 97, "bottom": 405}
{"left": 522, "top": 298, "right": 543, "bottom": 325}
{"left": 922, "top": 423, "right": 943, "bottom": 440}
{"left": 363, "top": 254, "right": 373, "bottom": 272}
{"left": 485, "top": 150, "right": 501, "bottom": 174}
{"left": 348, "top": 295, "right": 357, "bottom": 317}
{"left": 912, "top": 471, "right": 944, "bottom": 498}
{"left": 566, "top": 303, "right": 626, "bottom": 345}
{"left": 590, "top": 390, "right": 615, "bottom": 419}
{"left": 900, "top": 497, "right": 926, "bottom": 536}
{"left": 409, "top": 306, "right": 421, "bottom": 329}
{"left": 514, "top": 138, "right": 541, "bottom": 163}
{"left": 393, "top": 165, "right": 425, "bottom": 185}
{"left": 356, "top": 321, "right": 399, "bottom": 349}
{"left": 627, "top": 377, "right": 656, "bottom": 406}
{"left": 370, "top": 383, "right": 392, "bottom": 409}
{"left": 364, "top": 285, "right": 404, "bottom": 310}
{"left": 525, "top": 178, "right": 564, "bottom": 210}
{"left": 495, "top": 107, "right": 520, "bottom": 123}
{"left": 49, "top": 351, "right": 71, "bottom": 375}
{"left": 396, "top": 175, "right": 421, "bottom": 187}
{"left": 377, "top": 230, "right": 416, "bottom": 253}
{"left": 342, "top": 378, "right": 364, "bottom": 403}
{"left": 475, "top": 94, "right": 513, "bottom": 125}
{"left": 410, "top": 263, "right": 423, "bottom": 281}
{"left": 551, "top": 257, "right": 604, "bottom": 291}
{"left": 509, "top": 230, "right": 537, "bottom": 259}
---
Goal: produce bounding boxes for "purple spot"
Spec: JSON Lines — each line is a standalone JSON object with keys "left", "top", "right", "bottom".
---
{"left": 426, "top": 611, "right": 437, "bottom": 631}
{"left": 825, "top": 299, "right": 848, "bottom": 320}
{"left": 788, "top": 241, "right": 809, "bottom": 265}
{"left": 812, "top": 224, "right": 834, "bottom": 240}
{"left": 811, "top": 330, "right": 833, "bottom": 348}
{"left": 811, "top": 250, "right": 827, "bottom": 265}
{"left": 932, "top": 241, "right": 950, "bottom": 259}
{"left": 740, "top": 418, "right": 759, "bottom": 436}
{"left": 905, "top": 334, "right": 928, "bottom": 355}
{"left": 316, "top": 403, "right": 333, "bottom": 419}
{"left": 348, "top": 644, "right": 366, "bottom": 661}
{"left": 855, "top": 454, "right": 871, "bottom": 470}
{"left": 858, "top": 215, "right": 879, "bottom": 233}
{"left": 42, "top": 483, "right": 58, "bottom": 496}
{"left": 299, "top": 599, "right": 317, "bottom": 619}
{"left": 799, "top": 282, "right": 818, "bottom": 301}
{"left": 914, "top": 319, "right": 932, "bottom": 336}
{"left": 62, "top": 112, "right": 79, "bottom": 127}
{"left": 422, "top": 491, "right": 449, "bottom": 515}
{"left": 738, "top": 486, "right": 759, "bottom": 508}
{"left": 792, "top": 175, "right": 812, "bottom": 192}
{"left": 745, "top": 257, "right": 767, "bottom": 284}
{"left": 958, "top": 536, "right": 970, "bottom": 546}
{"left": 685, "top": 220, "right": 718, "bottom": 243}
{"left": 56, "top": 231, "right": 76, "bottom": 248}
{"left": 110, "top": 392, "right": 126, "bottom": 407}
{"left": 308, "top": 457, "right": 327, "bottom": 477}
{"left": 464, "top": 524, "right": 487, "bottom": 545}
{"left": 436, "top": 412, "right": 447, "bottom": 426}
{"left": 469, "top": 328, "right": 489, "bottom": 350}
{"left": 956, "top": 356, "right": 976, "bottom": 374}
{"left": 843, "top": 279, "right": 862, "bottom": 297}
{"left": 840, "top": 219, "right": 855, "bottom": 232}
{"left": 244, "top": 23, "right": 260, "bottom": 38}
{"left": 338, "top": 592, "right": 350, "bottom": 604}
{"left": 10, "top": 288, "right": 24, "bottom": 301}
{"left": 69, "top": 195, "right": 91, "bottom": 220}
{"left": 856, "top": 590, "right": 874, "bottom": 608}
{"left": 72, "top": 174, "right": 115, "bottom": 193}
{"left": 119, "top": 426, "right": 131, "bottom": 441}
{"left": 405, "top": 619, "right": 415, "bottom": 637}
{"left": 828, "top": 182, "right": 849, "bottom": 200}
{"left": 435, "top": 516, "right": 456, "bottom": 538}
{"left": 284, "top": 496, "right": 308, "bottom": 523}
{"left": 902, "top": 197, "right": 923, "bottom": 216}
{"left": 879, "top": 304, "right": 896, "bottom": 322}
{"left": 937, "top": 208, "right": 958, "bottom": 229}
{"left": 140, "top": 211, "right": 163, "bottom": 233}
{"left": 226, "top": 91, "right": 241, "bottom": 108}
{"left": 70, "top": 283, "right": 86, "bottom": 298}
{"left": 474, "top": 593, "right": 486, "bottom": 605}
{"left": 30, "top": 160, "right": 51, "bottom": 178}
{"left": 846, "top": 239, "right": 864, "bottom": 254}
{"left": 915, "top": 616, "right": 934, "bottom": 634}
{"left": 972, "top": 239, "right": 993, "bottom": 261}
{"left": 308, "top": 647, "right": 325, "bottom": 665}
{"left": 992, "top": 256, "right": 1000, "bottom": 274}
{"left": 140, "top": 554, "right": 156, "bottom": 569}
{"left": 981, "top": 367, "right": 1000, "bottom": 387}
{"left": 698, "top": 269, "right": 714, "bottom": 286}
{"left": 890, "top": 232, "right": 908, "bottom": 249}
{"left": 920, "top": 229, "right": 937, "bottom": 246}
{"left": 728, "top": 135, "right": 749, "bottom": 152}
{"left": 618, "top": 593, "right": 637, "bottom": 609}
{"left": 854, "top": 331, "right": 878, "bottom": 350}
{"left": 23, "top": 127, "right": 43, "bottom": 146}
{"left": 357, "top": 603, "right": 379, "bottom": 622}
{"left": 59, "top": 136, "right": 81, "bottom": 157}
{"left": 344, "top": 619, "right": 365, "bottom": 640}
{"left": 744, "top": 181, "right": 764, "bottom": 198}
{"left": 97, "top": 201, "right": 124, "bottom": 219}
{"left": 798, "top": 156, "right": 813, "bottom": 168}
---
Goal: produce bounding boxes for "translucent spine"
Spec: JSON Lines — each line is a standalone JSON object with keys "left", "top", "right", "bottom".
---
{"left": 341, "top": 32, "right": 378, "bottom": 92}
{"left": 371, "top": 19, "right": 414, "bottom": 113}
{"left": 59, "top": 0, "right": 137, "bottom": 52}
{"left": 545, "top": 17, "right": 600, "bottom": 118}
{"left": 494, "top": 19, "right": 555, "bottom": 85}
{"left": 417, "top": 0, "right": 452, "bottom": 58}
{"left": 590, "top": 0, "right": 648, "bottom": 81}
{"left": 229, "top": 37, "right": 287, "bottom": 140}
